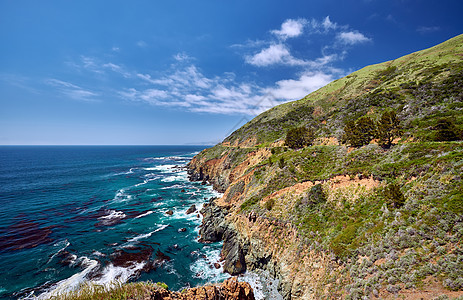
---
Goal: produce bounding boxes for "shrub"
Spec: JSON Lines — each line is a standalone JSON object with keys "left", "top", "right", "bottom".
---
{"left": 285, "top": 126, "right": 314, "bottom": 149}
{"left": 279, "top": 157, "right": 286, "bottom": 169}
{"left": 308, "top": 184, "right": 326, "bottom": 205}
{"left": 433, "top": 117, "right": 460, "bottom": 141}
{"left": 383, "top": 184, "right": 406, "bottom": 209}
{"left": 157, "top": 282, "right": 168, "bottom": 290}
{"left": 240, "top": 196, "right": 260, "bottom": 211}
{"left": 265, "top": 198, "right": 275, "bottom": 210}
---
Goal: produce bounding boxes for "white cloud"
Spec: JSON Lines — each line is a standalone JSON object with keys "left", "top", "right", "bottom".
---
{"left": 102, "top": 63, "right": 131, "bottom": 78}
{"left": 322, "top": 16, "right": 337, "bottom": 31}
{"left": 266, "top": 72, "right": 334, "bottom": 101}
{"left": 308, "top": 16, "right": 338, "bottom": 33}
{"left": 337, "top": 31, "right": 371, "bottom": 45}
{"left": 46, "top": 79, "right": 98, "bottom": 101}
{"left": 173, "top": 52, "right": 192, "bottom": 61}
{"left": 246, "top": 44, "right": 290, "bottom": 66}
{"left": 245, "top": 44, "right": 309, "bottom": 67}
{"left": 272, "top": 19, "right": 306, "bottom": 40}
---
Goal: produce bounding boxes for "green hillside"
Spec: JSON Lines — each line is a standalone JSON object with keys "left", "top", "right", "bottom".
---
{"left": 190, "top": 34, "right": 463, "bottom": 299}
{"left": 224, "top": 34, "right": 463, "bottom": 147}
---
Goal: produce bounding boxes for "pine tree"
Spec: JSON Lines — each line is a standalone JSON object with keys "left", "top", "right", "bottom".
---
{"left": 356, "top": 116, "right": 376, "bottom": 146}
{"left": 285, "top": 126, "right": 314, "bottom": 149}
{"left": 376, "top": 110, "right": 401, "bottom": 148}
{"left": 342, "top": 116, "right": 375, "bottom": 147}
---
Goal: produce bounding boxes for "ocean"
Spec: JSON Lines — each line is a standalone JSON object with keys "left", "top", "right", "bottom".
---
{"left": 0, "top": 146, "right": 229, "bottom": 299}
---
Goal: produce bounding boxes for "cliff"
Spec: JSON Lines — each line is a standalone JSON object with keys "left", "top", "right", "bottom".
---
{"left": 189, "top": 35, "right": 463, "bottom": 299}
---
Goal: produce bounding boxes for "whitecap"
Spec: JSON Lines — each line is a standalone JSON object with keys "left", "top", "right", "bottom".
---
{"left": 107, "top": 167, "right": 139, "bottom": 177}
{"left": 46, "top": 239, "right": 70, "bottom": 264}
{"left": 113, "top": 189, "right": 133, "bottom": 202}
{"left": 145, "top": 164, "right": 177, "bottom": 172}
{"left": 161, "top": 171, "right": 189, "bottom": 183}
{"left": 99, "top": 210, "right": 126, "bottom": 220}
{"left": 92, "top": 251, "right": 106, "bottom": 257}
{"left": 126, "top": 224, "right": 169, "bottom": 243}
{"left": 160, "top": 184, "right": 186, "bottom": 190}
{"left": 34, "top": 257, "right": 99, "bottom": 299}
{"left": 134, "top": 210, "right": 153, "bottom": 219}
{"left": 90, "top": 262, "right": 146, "bottom": 286}
{"left": 134, "top": 174, "right": 160, "bottom": 187}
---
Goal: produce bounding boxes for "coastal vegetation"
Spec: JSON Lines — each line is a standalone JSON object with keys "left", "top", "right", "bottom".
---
{"left": 188, "top": 34, "right": 463, "bottom": 299}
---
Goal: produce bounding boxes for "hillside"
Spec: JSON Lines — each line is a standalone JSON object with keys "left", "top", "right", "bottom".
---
{"left": 188, "top": 34, "right": 463, "bottom": 299}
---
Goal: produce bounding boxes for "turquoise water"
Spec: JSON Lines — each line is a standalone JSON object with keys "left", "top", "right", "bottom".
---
{"left": 0, "top": 146, "right": 229, "bottom": 299}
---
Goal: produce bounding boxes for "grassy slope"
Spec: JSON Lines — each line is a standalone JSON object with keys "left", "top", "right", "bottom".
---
{"left": 222, "top": 34, "right": 463, "bottom": 147}
{"left": 196, "top": 34, "right": 463, "bottom": 298}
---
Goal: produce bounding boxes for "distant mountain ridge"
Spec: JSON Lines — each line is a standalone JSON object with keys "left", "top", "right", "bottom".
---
{"left": 188, "top": 34, "right": 463, "bottom": 299}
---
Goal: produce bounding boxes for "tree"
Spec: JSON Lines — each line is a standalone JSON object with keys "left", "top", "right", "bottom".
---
{"left": 383, "top": 183, "right": 405, "bottom": 209}
{"left": 376, "top": 110, "right": 401, "bottom": 148}
{"left": 434, "top": 118, "right": 460, "bottom": 141}
{"left": 285, "top": 126, "right": 314, "bottom": 149}
{"left": 342, "top": 116, "right": 376, "bottom": 147}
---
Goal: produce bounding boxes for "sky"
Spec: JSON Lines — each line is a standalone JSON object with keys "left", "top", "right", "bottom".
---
{"left": 1, "top": 0, "right": 462, "bottom": 145}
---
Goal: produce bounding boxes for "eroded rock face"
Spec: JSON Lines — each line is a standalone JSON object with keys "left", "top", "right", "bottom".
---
{"left": 198, "top": 199, "right": 246, "bottom": 275}
{"left": 150, "top": 277, "right": 255, "bottom": 300}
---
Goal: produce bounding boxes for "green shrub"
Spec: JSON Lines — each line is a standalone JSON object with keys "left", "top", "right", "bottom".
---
{"left": 383, "top": 184, "right": 406, "bottom": 209}
{"left": 279, "top": 157, "right": 286, "bottom": 168}
{"left": 308, "top": 184, "right": 326, "bottom": 205}
{"left": 240, "top": 196, "right": 260, "bottom": 211}
{"left": 433, "top": 117, "right": 460, "bottom": 141}
{"left": 285, "top": 126, "right": 314, "bottom": 149}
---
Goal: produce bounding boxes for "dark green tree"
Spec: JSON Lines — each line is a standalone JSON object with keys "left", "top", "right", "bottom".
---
{"left": 383, "top": 183, "right": 405, "bottom": 209}
{"left": 434, "top": 118, "right": 460, "bottom": 141}
{"left": 285, "top": 126, "right": 314, "bottom": 149}
{"left": 376, "top": 110, "right": 401, "bottom": 148}
{"left": 342, "top": 116, "right": 376, "bottom": 147}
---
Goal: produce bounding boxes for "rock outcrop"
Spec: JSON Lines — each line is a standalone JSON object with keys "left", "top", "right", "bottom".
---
{"left": 199, "top": 200, "right": 246, "bottom": 275}
{"left": 150, "top": 277, "right": 254, "bottom": 300}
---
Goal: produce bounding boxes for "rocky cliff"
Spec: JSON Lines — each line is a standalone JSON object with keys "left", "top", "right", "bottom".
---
{"left": 151, "top": 277, "right": 254, "bottom": 300}
{"left": 188, "top": 35, "right": 463, "bottom": 299}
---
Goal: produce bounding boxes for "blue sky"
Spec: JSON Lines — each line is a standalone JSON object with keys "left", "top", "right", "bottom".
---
{"left": 1, "top": 0, "right": 462, "bottom": 145}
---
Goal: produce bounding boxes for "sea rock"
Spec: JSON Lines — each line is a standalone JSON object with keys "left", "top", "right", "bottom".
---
{"left": 178, "top": 228, "right": 187, "bottom": 232}
{"left": 166, "top": 210, "right": 174, "bottom": 216}
{"left": 186, "top": 204, "right": 196, "bottom": 214}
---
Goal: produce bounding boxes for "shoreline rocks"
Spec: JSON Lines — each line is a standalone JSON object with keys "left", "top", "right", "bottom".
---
{"left": 151, "top": 277, "right": 255, "bottom": 299}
